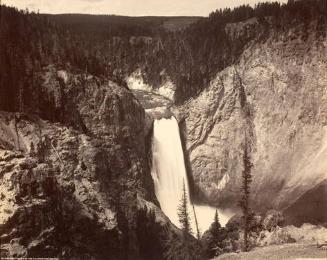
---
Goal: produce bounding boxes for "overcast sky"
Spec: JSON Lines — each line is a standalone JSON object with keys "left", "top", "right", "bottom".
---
{"left": 4, "top": 0, "right": 288, "bottom": 16}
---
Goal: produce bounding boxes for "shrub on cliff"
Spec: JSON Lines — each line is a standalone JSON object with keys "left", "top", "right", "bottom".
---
{"left": 262, "top": 210, "right": 285, "bottom": 231}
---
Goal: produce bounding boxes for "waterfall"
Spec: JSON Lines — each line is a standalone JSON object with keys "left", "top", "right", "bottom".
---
{"left": 151, "top": 116, "right": 230, "bottom": 234}
{"left": 151, "top": 116, "right": 191, "bottom": 225}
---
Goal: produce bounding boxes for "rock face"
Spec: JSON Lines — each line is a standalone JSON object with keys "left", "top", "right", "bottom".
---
{"left": 0, "top": 66, "right": 179, "bottom": 259}
{"left": 175, "top": 20, "right": 327, "bottom": 221}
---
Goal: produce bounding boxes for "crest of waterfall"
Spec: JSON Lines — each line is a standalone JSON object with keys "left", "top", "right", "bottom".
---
{"left": 151, "top": 116, "right": 231, "bottom": 234}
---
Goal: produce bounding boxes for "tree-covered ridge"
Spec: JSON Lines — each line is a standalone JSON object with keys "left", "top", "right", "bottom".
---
{"left": 47, "top": 14, "right": 202, "bottom": 34}
{"left": 0, "top": 0, "right": 326, "bottom": 114}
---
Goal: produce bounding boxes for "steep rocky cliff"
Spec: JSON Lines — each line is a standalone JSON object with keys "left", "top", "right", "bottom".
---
{"left": 0, "top": 66, "right": 179, "bottom": 259}
{"left": 175, "top": 19, "right": 327, "bottom": 223}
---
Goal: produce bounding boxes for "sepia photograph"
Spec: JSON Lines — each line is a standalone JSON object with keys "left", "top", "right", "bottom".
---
{"left": 0, "top": 0, "right": 326, "bottom": 259}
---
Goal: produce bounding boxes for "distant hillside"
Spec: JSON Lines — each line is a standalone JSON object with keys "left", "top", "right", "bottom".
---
{"left": 161, "top": 17, "right": 202, "bottom": 31}
{"left": 46, "top": 14, "right": 202, "bottom": 33}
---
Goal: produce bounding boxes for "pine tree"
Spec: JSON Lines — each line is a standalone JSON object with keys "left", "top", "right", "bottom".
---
{"left": 177, "top": 180, "right": 192, "bottom": 236}
{"left": 205, "top": 209, "right": 223, "bottom": 258}
{"left": 210, "top": 209, "right": 221, "bottom": 240}
{"left": 164, "top": 181, "right": 207, "bottom": 260}
{"left": 239, "top": 143, "right": 253, "bottom": 252}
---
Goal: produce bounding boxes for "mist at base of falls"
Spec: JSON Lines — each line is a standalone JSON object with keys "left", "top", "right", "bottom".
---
{"left": 151, "top": 116, "right": 231, "bottom": 234}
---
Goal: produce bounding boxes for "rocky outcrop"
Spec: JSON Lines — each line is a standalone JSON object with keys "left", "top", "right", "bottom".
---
{"left": 175, "top": 20, "right": 327, "bottom": 222}
{"left": 0, "top": 66, "right": 180, "bottom": 259}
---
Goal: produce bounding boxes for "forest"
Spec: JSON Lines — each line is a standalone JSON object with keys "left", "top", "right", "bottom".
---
{"left": 0, "top": 0, "right": 326, "bottom": 115}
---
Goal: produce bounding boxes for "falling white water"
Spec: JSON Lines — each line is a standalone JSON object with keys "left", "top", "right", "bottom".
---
{"left": 151, "top": 116, "right": 231, "bottom": 234}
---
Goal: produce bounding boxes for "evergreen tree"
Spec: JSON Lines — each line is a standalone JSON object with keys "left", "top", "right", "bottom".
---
{"left": 210, "top": 209, "right": 221, "bottom": 241}
{"left": 164, "top": 180, "right": 206, "bottom": 260}
{"left": 177, "top": 180, "right": 192, "bottom": 236}
{"left": 204, "top": 209, "right": 224, "bottom": 258}
{"left": 239, "top": 143, "right": 253, "bottom": 252}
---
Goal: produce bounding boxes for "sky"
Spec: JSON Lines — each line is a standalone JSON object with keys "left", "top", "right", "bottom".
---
{"left": 4, "top": 0, "right": 288, "bottom": 16}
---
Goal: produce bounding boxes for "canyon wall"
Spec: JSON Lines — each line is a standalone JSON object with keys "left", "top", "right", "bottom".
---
{"left": 175, "top": 19, "right": 327, "bottom": 223}
{"left": 0, "top": 66, "right": 180, "bottom": 259}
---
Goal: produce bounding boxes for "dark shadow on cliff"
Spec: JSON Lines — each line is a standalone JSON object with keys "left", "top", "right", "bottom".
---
{"left": 283, "top": 179, "right": 327, "bottom": 227}
{"left": 178, "top": 117, "right": 202, "bottom": 203}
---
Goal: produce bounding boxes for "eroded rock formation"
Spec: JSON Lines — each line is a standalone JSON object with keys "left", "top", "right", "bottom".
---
{"left": 0, "top": 66, "right": 179, "bottom": 259}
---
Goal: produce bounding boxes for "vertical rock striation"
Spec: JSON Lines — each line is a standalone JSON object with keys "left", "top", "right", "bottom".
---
{"left": 175, "top": 20, "right": 327, "bottom": 223}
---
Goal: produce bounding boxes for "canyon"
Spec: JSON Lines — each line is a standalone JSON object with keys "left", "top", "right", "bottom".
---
{"left": 130, "top": 17, "right": 327, "bottom": 226}
{"left": 1, "top": 1, "right": 327, "bottom": 259}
